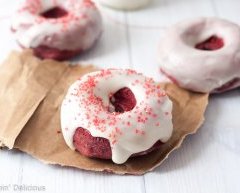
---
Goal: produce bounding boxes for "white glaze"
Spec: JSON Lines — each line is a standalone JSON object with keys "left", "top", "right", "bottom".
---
{"left": 98, "top": 0, "right": 151, "bottom": 10}
{"left": 61, "top": 69, "right": 173, "bottom": 164}
{"left": 158, "top": 17, "right": 240, "bottom": 93}
{"left": 12, "top": 0, "right": 102, "bottom": 51}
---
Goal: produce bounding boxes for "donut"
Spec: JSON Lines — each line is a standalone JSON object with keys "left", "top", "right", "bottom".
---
{"left": 158, "top": 17, "right": 240, "bottom": 93}
{"left": 61, "top": 69, "right": 173, "bottom": 164}
{"left": 11, "top": 0, "right": 102, "bottom": 60}
{"left": 97, "top": 0, "right": 151, "bottom": 10}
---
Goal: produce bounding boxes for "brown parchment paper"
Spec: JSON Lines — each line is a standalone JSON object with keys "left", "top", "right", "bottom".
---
{"left": 0, "top": 51, "right": 209, "bottom": 175}
{"left": 0, "top": 51, "right": 68, "bottom": 148}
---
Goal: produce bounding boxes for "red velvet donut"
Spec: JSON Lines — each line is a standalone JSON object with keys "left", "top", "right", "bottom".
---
{"left": 12, "top": 0, "right": 102, "bottom": 60}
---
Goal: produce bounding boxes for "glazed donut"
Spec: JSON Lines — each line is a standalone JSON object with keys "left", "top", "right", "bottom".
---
{"left": 97, "top": 0, "right": 151, "bottom": 10}
{"left": 11, "top": 0, "right": 102, "bottom": 60}
{"left": 61, "top": 69, "right": 173, "bottom": 164}
{"left": 158, "top": 17, "right": 240, "bottom": 93}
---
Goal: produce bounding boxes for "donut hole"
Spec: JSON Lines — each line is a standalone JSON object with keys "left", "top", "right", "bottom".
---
{"left": 40, "top": 6, "right": 68, "bottom": 19}
{"left": 109, "top": 87, "right": 136, "bottom": 113}
{"left": 195, "top": 35, "right": 224, "bottom": 51}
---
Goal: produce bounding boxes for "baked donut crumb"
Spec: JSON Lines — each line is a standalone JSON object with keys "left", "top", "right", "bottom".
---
{"left": 195, "top": 35, "right": 224, "bottom": 51}
{"left": 41, "top": 7, "right": 68, "bottom": 19}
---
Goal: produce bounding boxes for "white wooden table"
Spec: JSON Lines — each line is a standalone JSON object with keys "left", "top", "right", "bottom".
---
{"left": 0, "top": 0, "right": 240, "bottom": 193}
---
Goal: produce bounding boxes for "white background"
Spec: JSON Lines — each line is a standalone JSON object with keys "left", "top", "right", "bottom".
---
{"left": 0, "top": 0, "right": 240, "bottom": 193}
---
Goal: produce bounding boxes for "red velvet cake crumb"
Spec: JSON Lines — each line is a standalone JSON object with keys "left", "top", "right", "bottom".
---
{"left": 73, "top": 128, "right": 112, "bottom": 159}
{"left": 33, "top": 45, "right": 82, "bottom": 61}
{"left": 214, "top": 78, "right": 240, "bottom": 93}
{"left": 41, "top": 7, "right": 68, "bottom": 19}
{"left": 73, "top": 128, "right": 163, "bottom": 160}
{"left": 195, "top": 35, "right": 224, "bottom": 50}
{"left": 110, "top": 87, "right": 136, "bottom": 113}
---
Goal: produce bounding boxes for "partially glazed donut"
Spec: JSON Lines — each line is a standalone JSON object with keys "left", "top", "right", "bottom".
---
{"left": 61, "top": 69, "right": 173, "bottom": 164}
{"left": 12, "top": 0, "right": 102, "bottom": 60}
{"left": 158, "top": 17, "right": 240, "bottom": 93}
